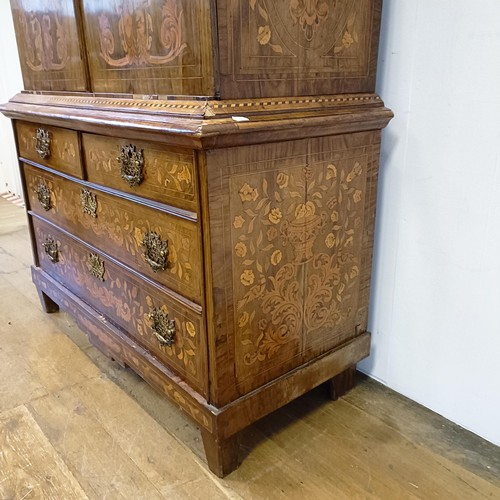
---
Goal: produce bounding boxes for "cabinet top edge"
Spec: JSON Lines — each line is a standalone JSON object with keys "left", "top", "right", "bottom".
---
{"left": 1, "top": 93, "right": 393, "bottom": 149}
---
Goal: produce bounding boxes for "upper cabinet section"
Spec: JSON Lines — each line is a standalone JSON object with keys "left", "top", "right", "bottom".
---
{"left": 81, "top": 0, "right": 215, "bottom": 96}
{"left": 10, "top": 0, "right": 89, "bottom": 91}
{"left": 217, "top": 0, "right": 382, "bottom": 98}
{"left": 9, "top": 0, "right": 383, "bottom": 99}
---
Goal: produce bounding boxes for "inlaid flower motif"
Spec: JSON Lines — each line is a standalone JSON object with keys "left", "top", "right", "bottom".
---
{"left": 235, "top": 242, "right": 248, "bottom": 258}
{"left": 177, "top": 165, "right": 192, "bottom": 184}
{"left": 269, "top": 208, "right": 283, "bottom": 224}
{"left": 350, "top": 266, "right": 360, "bottom": 279}
{"left": 186, "top": 321, "right": 196, "bottom": 337}
{"left": 326, "top": 164, "right": 337, "bottom": 180}
{"left": 353, "top": 190, "right": 362, "bottom": 203}
{"left": 257, "top": 25, "right": 272, "bottom": 45}
{"left": 233, "top": 215, "right": 245, "bottom": 229}
{"left": 239, "top": 183, "right": 259, "bottom": 202}
{"left": 238, "top": 311, "right": 250, "bottom": 328}
{"left": 325, "top": 233, "right": 336, "bottom": 249}
{"left": 289, "top": 0, "right": 329, "bottom": 42}
{"left": 331, "top": 211, "right": 339, "bottom": 223}
{"left": 271, "top": 250, "right": 282, "bottom": 266}
{"left": 294, "top": 201, "right": 316, "bottom": 220}
{"left": 276, "top": 172, "right": 289, "bottom": 189}
{"left": 267, "top": 227, "right": 278, "bottom": 241}
{"left": 346, "top": 162, "right": 363, "bottom": 182}
{"left": 342, "top": 31, "right": 354, "bottom": 48}
{"left": 240, "top": 270, "right": 255, "bottom": 286}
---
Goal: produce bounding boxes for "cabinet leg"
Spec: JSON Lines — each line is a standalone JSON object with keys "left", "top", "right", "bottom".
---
{"left": 201, "top": 429, "right": 240, "bottom": 477}
{"left": 37, "top": 289, "right": 59, "bottom": 313}
{"left": 328, "top": 365, "right": 357, "bottom": 401}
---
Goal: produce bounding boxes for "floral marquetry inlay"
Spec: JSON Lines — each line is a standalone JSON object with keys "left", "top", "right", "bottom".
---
{"left": 98, "top": 0, "right": 187, "bottom": 67}
{"left": 230, "top": 154, "right": 368, "bottom": 368}
{"left": 17, "top": 6, "right": 69, "bottom": 72}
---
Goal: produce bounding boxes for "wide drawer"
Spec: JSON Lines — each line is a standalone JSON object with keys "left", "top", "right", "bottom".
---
{"left": 16, "top": 121, "right": 83, "bottom": 178}
{"left": 33, "top": 217, "right": 207, "bottom": 396}
{"left": 83, "top": 134, "right": 198, "bottom": 212}
{"left": 25, "top": 164, "right": 202, "bottom": 303}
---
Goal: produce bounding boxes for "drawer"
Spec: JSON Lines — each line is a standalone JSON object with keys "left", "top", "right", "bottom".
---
{"left": 33, "top": 217, "right": 207, "bottom": 396}
{"left": 83, "top": 134, "right": 197, "bottom": 211}
{"left": 16, "top": 121, "right": 83, "bottom": 178}
{"left": 25, "top": 164, "right": 202, "bottom": 303}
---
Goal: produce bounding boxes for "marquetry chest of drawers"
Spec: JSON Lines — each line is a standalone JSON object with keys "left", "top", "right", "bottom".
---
{"left": 2, "top": 0, "right": 392, "bottom": 476}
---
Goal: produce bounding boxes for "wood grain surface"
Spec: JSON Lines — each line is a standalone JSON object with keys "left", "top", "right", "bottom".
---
{"left": 32, "top": 217, "right": 208, "bottom": 396}
{"left": 81, "top": 0, "right": 215, "bottom": 96}
{"left": 16, "top": 120, "right": 83, "bottom": 178}
{"left": 83, "top": 133, "right": 198, "bottom": 212}
{"left": 24, "top": 163, "right": 203, "bottom": 303}
{"left": 9, "top": 0, "right": 89, "bottom": 91}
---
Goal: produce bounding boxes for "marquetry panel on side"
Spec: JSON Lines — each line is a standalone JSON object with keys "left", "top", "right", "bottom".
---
{"left": 204, "top": 130, "right": 381, "bottom": 404}
{"left": 10, "top": 0, "right": 88, "bottom": 91}
{"left": 217, "top": 0, "right": 382, "bottom": 98}
{"left": 81, "top": 0, "right": 215, "bottom": 96}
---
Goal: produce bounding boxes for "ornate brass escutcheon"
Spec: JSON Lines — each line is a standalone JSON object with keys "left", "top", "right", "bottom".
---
{"left": 35, "top": 128, "right": 51, "bottom": 159}
{"left": 87, "top": 253, "right": 105, "bottom": 281}
{"left": 42, "top": 237, "right": 59, "bottom": 263}
{"left": 148, "top": 307, "right": 176, "bottom": 346}
{"left": 80, "top": 188, "right": 97, "bottom": 218}
{"left": 35, "top": 181, "right": 52, "bottom": 211}
{"left": 117, "top": 144, "right": 144, "bottom": 187}
{"left": 142, "top": 231, "right": 169, "bottom": 272}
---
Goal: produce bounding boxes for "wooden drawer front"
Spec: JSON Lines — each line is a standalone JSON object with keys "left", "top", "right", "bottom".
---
{"left": 17, "top": 121, "right": 83, "bottom": 178}
{"left": 25, "top": 165, "right": 202, "bottom": 303}
{"left": 33, "top": 218, "right": 207, "bottom": 396}
{"left": 83, "top": 134, "right": 197, "bottom": 211}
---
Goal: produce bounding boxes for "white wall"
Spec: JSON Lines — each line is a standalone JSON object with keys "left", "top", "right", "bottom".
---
{"left": 361, "top": 0, "right": 500, "bottom": 446}
{"left": 0, "top": 1, "right": 23, "bottom": 196}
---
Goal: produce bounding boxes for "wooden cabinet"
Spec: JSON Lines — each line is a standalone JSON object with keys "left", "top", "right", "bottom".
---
{"left": 2, "top": 0, "right": 392, "bottom": 477}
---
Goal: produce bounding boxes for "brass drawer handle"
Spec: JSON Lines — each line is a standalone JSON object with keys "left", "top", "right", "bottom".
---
{"left": 142, "top": 231, "right": 169, "bottom": 272}
{"left": 87, "top": 253, "right": 105, "bottom": 281}
{"left": 148, "top": 307, "right": 176, "bottom": 346}
{"left": 34, "top": 128, "right": 51, "bottom": 159}
{"left": 117, "top": 144, "right": 144, "bottom": 187}
{"left": 42, "top": 237, "right": 59, "bottom": 263}
{"left": 34, "top": 181, "right": 52, "bottom": 211}
{"left": 80, "top": 188, "right": 97, "bottom": 218}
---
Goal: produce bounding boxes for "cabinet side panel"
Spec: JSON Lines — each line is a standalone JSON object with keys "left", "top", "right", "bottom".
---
{"left": 82, "top": 0, "right": 215, "bottom": 96}
{"left": 205, "top": 131, "right": 381, "bottom": 402}
{"left": 10, "top": 0, "right": 89, "bottom": 91}
{"left": 216, "top": 0, "right": 382, "bottom": 98}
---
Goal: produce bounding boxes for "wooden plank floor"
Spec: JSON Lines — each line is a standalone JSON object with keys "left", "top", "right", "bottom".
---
{"left": 0, "top": 196, "right": 499, "bottom": 500}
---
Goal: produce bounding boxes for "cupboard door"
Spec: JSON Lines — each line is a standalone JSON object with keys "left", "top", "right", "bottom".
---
{"left": 10, "top": 0, "right": 88, "bottom": 91}
{"left": 204, "top": 131, "right": 381, "bottom": 402}
{"left": 217, "top": 0, "right": 381, "bottom": 98}
{"left": 81, "top": 0, "right": 215, "bottom": 96}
